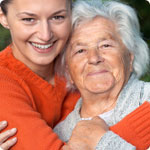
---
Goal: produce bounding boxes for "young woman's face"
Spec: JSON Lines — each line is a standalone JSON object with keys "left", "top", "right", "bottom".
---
{"left": 1, "top": 0, "right": 71, "bottom": 68}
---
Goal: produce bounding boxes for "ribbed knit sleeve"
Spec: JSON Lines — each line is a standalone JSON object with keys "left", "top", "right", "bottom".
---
{"left": 110, "top": 101, "right": 150, "bottom": 150}
{"left": 96, "top": 131, "right": 135, "bottom": 150}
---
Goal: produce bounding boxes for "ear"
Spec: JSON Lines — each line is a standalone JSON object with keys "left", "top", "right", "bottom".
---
{"left": 129, "top": 52, "right": 134, "bottom": 72}
{"left": 0, "top": 8, "right": 9, "bottom": 29}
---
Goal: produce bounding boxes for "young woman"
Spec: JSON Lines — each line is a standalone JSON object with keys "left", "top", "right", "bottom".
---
{"left": 0, "top": 0, "right": 80, "bottom": 149}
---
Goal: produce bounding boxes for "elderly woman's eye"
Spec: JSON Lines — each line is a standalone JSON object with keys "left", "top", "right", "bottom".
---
{"left": 76, "top": 49, "right": 85, "bottom": 54}
{"left": 103, "top": 44, "right": 111, "bottom": 48}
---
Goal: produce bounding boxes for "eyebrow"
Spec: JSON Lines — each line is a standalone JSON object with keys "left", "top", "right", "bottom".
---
{"left": 16, "top": 9, "right": 67, "bottom": 17}
{"left": 71, "top": 37, "right": 114, "bottom": 46}
{"left": 16, "top": 12, "right": 36, "bottom": 17}
{"left": 99, "top": 38, "right": 115, "bottom": 42}
{"left": 52, "top": 10, "right": 68, "bottom": 15}
{"left": 71, "top": 42, "right": 87, "bottom": 47}
{"left": 70, "top": 42, "right": 88, "bottom": 51}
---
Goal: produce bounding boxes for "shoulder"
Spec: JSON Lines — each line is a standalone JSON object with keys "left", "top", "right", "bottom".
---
{"left": 0, "top": 46, "right": 21, "bottom": 74}
{"left": 0, "top": 62, "right": 34, "bottom": 105}
{"left": 126, "top": 75, "right": 150, "bottom": 104}
{"left": 0, "top": 65, "right": 31, "bottom": 94}
{"left": 0, "top": 46, "right": 33, "bottom": 86}
{"left": 140, "top": 80, "right": 150, "bottom": 103}
{"left": 0, "top": 46, "right": 26, "bottom": 86}
{"left": 0, "top": 46, "right": 12, "bottom": 64}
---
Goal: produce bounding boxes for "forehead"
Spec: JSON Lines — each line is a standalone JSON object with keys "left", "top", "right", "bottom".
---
{"left": 9, "top": 0, "right": 68, "bottom": 14}
{"left": 70, "top": 17, "right": 118, "bottom": 44}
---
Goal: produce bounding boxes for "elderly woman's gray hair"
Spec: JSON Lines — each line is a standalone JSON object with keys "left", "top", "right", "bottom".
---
{"left": 58, "top": 0, "right": 149, "bottom": 90}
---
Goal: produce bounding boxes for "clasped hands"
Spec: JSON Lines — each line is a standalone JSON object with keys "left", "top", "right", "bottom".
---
{"left": 62, "top": 117, "right": 109, "bottom": 150}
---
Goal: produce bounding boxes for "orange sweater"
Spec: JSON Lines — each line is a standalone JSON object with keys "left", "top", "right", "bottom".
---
{"left": 110, "top": 101, "right": 150, "bottom": 150}
{"left": 0, "top": 46, "right": 80, "bottom": 150}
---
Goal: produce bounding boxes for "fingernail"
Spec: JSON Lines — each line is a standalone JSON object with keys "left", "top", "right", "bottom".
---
{"left": 10, "top": 128, "right": 17, "bottom": 133}
{"left": 1, "top": 121, "right": 7, "bottom": 126}
{"left": 11, "top": 137, "right": 17, "bottom": 142}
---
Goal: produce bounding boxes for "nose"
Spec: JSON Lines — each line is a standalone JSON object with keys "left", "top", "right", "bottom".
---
{"left": 88, "top": 49, "right": 104, "bottom": 65}
{"left": 37, "top": 21, "right": 53, "bottom": 42}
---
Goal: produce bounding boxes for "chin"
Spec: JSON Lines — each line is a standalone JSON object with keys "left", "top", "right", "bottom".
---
{"left": 85, "top": 77, "right": 115, "bottom": 94}
{"left": 34, "top": 57, "right": 55, "bottom": 65}
{"left": 86, "top": 85, "right": 114, "bottom": 94}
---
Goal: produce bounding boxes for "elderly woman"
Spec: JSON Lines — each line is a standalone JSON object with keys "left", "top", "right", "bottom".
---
{"left": 53, "top": 0, "right": 150, "bottom": 149}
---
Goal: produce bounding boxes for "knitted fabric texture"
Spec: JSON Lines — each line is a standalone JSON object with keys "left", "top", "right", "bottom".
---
{"left": 110, "top": 101, "right": 150, "bottom": 150}
{"left": 0, "top": 46, "right": 80, "bottom": 150}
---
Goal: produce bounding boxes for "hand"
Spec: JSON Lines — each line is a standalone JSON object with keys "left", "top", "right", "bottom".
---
{"left": 61, "top": 145, "right": 70, "bottom": 150}
{"left": 67, "top": 116, "right": 109, "bottom": 150}
{"left": 0, "top": 121, "right": 17, "bottom": 150}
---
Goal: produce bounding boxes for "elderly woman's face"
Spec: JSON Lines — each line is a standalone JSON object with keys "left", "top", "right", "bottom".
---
{"left": 66, "top": 17, "right": 133, "bottom": 94}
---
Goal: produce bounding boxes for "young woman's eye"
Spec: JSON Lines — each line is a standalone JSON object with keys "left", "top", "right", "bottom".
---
{"left": 52, "top": 15, "right": 65, "bottom": 21}
{"left": 22, "top": 18, "right": 35, "bottom": 22}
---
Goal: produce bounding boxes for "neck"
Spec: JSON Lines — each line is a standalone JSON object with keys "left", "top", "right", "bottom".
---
{"left": 79, "top": 77, "right": 129, "bottom": 118}
{"left": 11, "top": 45, "right": 55, "bottom": 83}
{"left": 34, "top": 63, "right": 55, "bottom": 83}
{"left": 80, "top": 89, "right": 120, "bottom": 118}
{"left": 80, "top": 93, "right": 117, "bottom": 118}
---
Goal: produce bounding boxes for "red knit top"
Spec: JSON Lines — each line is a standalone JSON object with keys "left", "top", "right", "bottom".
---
{"left": 0, "top": 46, "right": 80, "bottom": 150}
{"left": 111, "top": 101, "right": 150, "bottom": 150}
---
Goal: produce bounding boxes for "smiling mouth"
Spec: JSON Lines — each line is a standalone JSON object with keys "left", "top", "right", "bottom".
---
{"left": 88, "top": 70, "right": 108, "bottom": 76}
{"left": 30, "top": 41, "right": 56, "bottom": 50}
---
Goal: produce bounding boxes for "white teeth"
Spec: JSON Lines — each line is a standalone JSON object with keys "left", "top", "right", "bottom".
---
{"left": 31, "top": 42, "right": 53, "bottom": 49}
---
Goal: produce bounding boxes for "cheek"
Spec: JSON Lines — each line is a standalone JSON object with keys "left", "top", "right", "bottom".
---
{"left": 109, "top": 52, "right": 131, "bottom": 80}
{"left": 10, "top": 24, "right": 31, "bottom": 41}
{"left": 69, "top": 62, "right": 81, "bottom": 78}
{"left": 103, "top": 52, "right": 125, "bottom": 76}
{"left": 68, "top": 58, "right": 85, "bottom": 84}
{"left": 122, "top": 52, "right": 133, "bottom": 75}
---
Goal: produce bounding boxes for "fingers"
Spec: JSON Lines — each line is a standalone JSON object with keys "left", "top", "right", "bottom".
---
{"left": 92, "top": 116, "right": 109, "bottom": 130}
{"left": 0, "top": 128, "right": 17, "bottom": 145}
{"left": 62, "top": 145, "right": 71, "bottom": 150}
{"left": 92, "top": 116, "right": 105, "bottom": 121}
{"left": 0, "top": 121, "right": 17, "bottom": 150}
{"left": 0, "top": 121, "right": 7, "bottom": 132}
{"left": 0, "top": 137, "right": 17, "bottom": 150}
{"left": 92, "top": 116, "right": 108, "bottom": 125}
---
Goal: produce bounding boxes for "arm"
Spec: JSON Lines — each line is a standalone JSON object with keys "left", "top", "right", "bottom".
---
{"left": 110, "top": 101, "right": 150, "bottom": 150}
{"left": 95, "top": 131, "right": 135, "bottom": 150}
{"left": 65, "top": 117, "right": 135, "bottom": 150}
{"left": 97, "top": 102, "right": 150, "bottom": 150}
{"left": 66, "top": 102, "right": 150, "bottom": 150}
{"left": 0, "top": 69, "right": 64, "bottom": 150}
